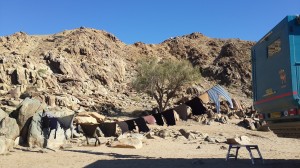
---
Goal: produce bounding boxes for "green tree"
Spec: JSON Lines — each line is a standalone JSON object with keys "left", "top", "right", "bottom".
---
{"left": 132, "top": 58, "right": 200, "bottom": 113}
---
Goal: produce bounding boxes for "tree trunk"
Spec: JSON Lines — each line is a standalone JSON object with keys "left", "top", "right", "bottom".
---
{"left": 158, "top": 100, "right": 163, "bottom": 113}
{"left": 153, "top": 92, "right": 164, "bottom": 113}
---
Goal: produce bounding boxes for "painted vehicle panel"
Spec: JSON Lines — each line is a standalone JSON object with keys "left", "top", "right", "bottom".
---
{"left": 252, "top": 15, "right": 300, "bottom": 123}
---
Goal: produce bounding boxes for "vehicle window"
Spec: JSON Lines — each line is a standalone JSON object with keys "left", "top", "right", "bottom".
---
{"left": 268, "top": 38, "right": 281, "bottom": 57}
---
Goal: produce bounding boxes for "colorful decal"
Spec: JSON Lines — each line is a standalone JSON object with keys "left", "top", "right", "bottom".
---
{"left": 270, "top": 112, "right": 281, "bottom": 118}
{"left": 263, "top": 88, "right": 276, "bottom": 97}
{"left": 279, "top": 69, "right": 287, "bottom": 88}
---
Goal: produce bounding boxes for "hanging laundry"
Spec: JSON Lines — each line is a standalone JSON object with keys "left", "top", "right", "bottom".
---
{"left": 78, "top": 123, "right": 101, "bottom": 146}
{"left": 99, "top": 122, "right": 116, "bottom": 137}
{"left": 185, "top": 97, "right": 207, "bottom": 115}
{"left": 143, "top": 115, "right": 156, "bottom": 124}
{"left": 125, "top": 120, "right": 136, "bottom": 131}
{"left": 161, "top": 109, "right": 176, "bottom": 126}
{"left": 207, "top": 85, "right": 233, "bottom": 113}
{"left": 79, "top": 124, "right": 99, "bottom": 137}
{"left": 117, "top": 121, "right": 129, "bottom": 134}
{"left": 173, "top": 104, "right": 189, "bottom": 121}
{"left": 134, "top": 117, "right": 150, "bottom": 132}
{"left": 41, "top": 111, "right": 59, "bottom": 139}
{"left": 152, "top": 113, "right": 164, "bottom": 126}
{"left": 58, "top": 114, "right": 76, "bottom": 129}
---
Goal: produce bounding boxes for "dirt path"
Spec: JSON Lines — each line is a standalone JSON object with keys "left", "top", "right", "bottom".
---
{"left": 1, "top": 120, "right": 300, "bottom": 168}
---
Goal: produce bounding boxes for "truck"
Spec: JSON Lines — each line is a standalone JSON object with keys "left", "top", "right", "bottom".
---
{"left": 252, "top": 15, "right": 300, "bottom": 137}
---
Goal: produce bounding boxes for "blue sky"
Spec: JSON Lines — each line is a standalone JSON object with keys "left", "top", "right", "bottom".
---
{"left": 0, "top": 0, "right": 299, "bottom": 44}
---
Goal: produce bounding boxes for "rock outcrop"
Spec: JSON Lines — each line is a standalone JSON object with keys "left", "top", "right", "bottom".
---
{"left": 0, "top": 136, "right": 14, "bottom": 154}
{"left": 0, "top": 28, "right": 260, "bottom": 155}
{"left": 9, "top": 98, "right": 46, "bottom": 144}
{"left": 0, "top": 117, "right": 19, "bottom": 140}
{"left": 27, "top": 108, "right": 75, "bottom": 149}
{"left": 0, "top": 29, "right": 253, "bottom": 117}
{"left": 0, "top": 110, "right": 19, "bottom": 154}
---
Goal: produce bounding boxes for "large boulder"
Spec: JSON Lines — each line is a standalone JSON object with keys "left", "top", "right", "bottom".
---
{"left": 28, "top": 112, "right": 64, "bottom": 149}
{"left": 10, "top": 98, "right": 46, "bottom": 144}
{"left": 46, "top": 56, "right": 89, "bottom": 81}
{"left": 74, "top": 116, "right": 98, "bottom": 124}
{"left": 11, "top": 67, "right": 26, "bottom": 85}
{"left": 227, "top": 135, "right": 251, "bottom": 145}
{"left": 0, "top": 108, "right": 8, "bottom": 120}
{"left": 55, "top": 94, "right": 80, "bottom": 108}
{"left": 0, "top": 111, "right": 19, "bottom": 154}
{"left": 27, "top": 108, "right": 75, "bottom": 149}
{"left": 14, "top": 97, "right": 44, "bottom": 128}
{"left": 0, "top": 117, "right": 19, "bottom": 140}
{"left": 0, "top": 136, "right": 14, "bottom": 154}
{"left": 0, "top": 137, "right": 7, "bottom": 154}
{"left": 75, "top": 112, "right": 105, "bottom": 123}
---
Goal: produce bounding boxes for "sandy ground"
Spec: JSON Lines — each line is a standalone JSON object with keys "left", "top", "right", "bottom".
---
{"left": 1, "top": 119, "right": 300, "bottom": 168}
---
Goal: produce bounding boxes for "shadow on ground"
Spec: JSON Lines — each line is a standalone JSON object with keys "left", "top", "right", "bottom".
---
{"left": 64, "top": 149, "right": 300, "bottom": 168}
{"left": 83, "top": 158, "right": 300, "bottom": 168}
{"left": 64, "top": 149, "right": 153, "bottom": 159}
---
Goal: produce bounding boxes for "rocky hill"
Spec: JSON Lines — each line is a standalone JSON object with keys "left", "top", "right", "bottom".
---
{"left": 0, "top": 27, "right": 255, "bottom": 115}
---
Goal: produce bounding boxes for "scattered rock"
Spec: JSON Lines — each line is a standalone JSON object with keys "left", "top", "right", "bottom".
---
{"left": 110, "top": 137, "right": 143, "bottom": 149}
{"left": 60, "top": 143, "right": 73, "bottom": 150}
{"left": 130, "top": 133, "right": 145, "bottom": 142}
{"left": 200, "top": 133, "right": 209, "bottom": 138}
{"left": 155, "top": 129, "right": 171, "bottom": 139}
{"left": 179, "top": 129, "right": 189, "bottom": 138}
{"left": 215, "top": 137, "right": 227, "bottom": 143}
{"left": 179, "top": 129, "right": 197, "bottom": 140}
{"left": 220, "top": 145, "right": 227, "bottom": 150}
{"left": 145, "top": 132, "right": 155, "bottom": 139}
{"left": 173, "top": 135, "right": 187, "bottom": 141}
{"left": 227, "top": 135, "right": 251, "bottom": 145}
{"left": 249, "top": 123, "right": 256, "bottom": 130}
{"left": 204, "top": 136, "right": 216, "bottom": 143}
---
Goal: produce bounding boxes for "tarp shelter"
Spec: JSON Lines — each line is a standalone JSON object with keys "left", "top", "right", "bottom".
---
{"left": 184, "top": 97, "right": 207, "bottom": 115}
{"left": 207, "top": 85, "right": 233, "bottom": 113}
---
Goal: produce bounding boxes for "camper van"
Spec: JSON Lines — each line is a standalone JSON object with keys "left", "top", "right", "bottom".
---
{"left": 252, "top": 15, "right": 300, "bottom": 137}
